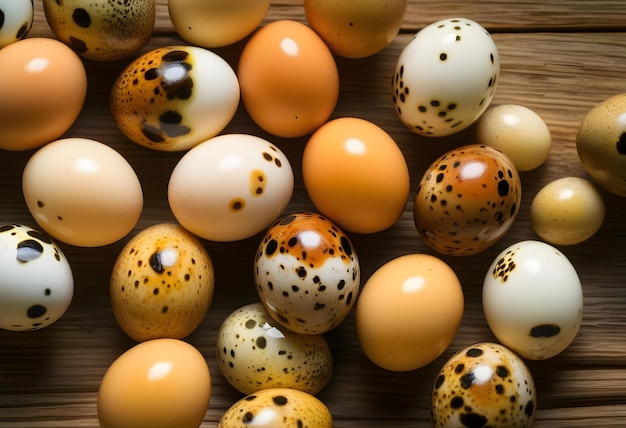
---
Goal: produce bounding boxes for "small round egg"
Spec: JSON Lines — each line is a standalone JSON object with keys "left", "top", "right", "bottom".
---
{"left": 218, "top": 387, "right": 333, "bottom": 428}
{"left": 97, "top": 338, "right": 211, "bottom": 428}
{"left": 304, "top": 0, "right": 407, "bottom": 58}
{"left": 576, "top": 93, "right": 626, "bottom": 196}
{"left": 0, "top": 37, "right": 87, "bottom": 151}
{"left": 22, "top": 138, "right": 143, "bottom": 247}
{"left": 530, "top": 177, "right": 605, "bottom": 245}
{"left": 254, "top": 212, "right": 360, "bottom": 334}
{"left": 216, "top": 303, "right": 333, "bottom": 395}
{"left": 0, "top": 0, "right": 33, "bottom": 48}
{"left": 238, "top": 20, "right": 340, "bottom": 138}
{"left": 431, "top": 342, "right": 536, "bottom": 428}
{"left": 110, "top": 223, "right": 214, "bottom": 342}
{"left": 168, "top": 0, "right": 270, "bottom": 48}
{"left": 42, "top": 0, "right": 155, "bottom": 61}
{"left": 168, "top": 134, "right": 294, "bottom": 242}
{"left": 414, "top": 144, "right": 522, "bottom": 256}
{"left": 392, "top": 17, "right": 499, "bottom": 137}
{"left": 302, "top": 117, "right": 410, "bottom": 234}
{"left": 0, "top": 224, "right": 73, "bottom": 331}
{"left": 476, "top": 104, "right": 552, "bottom": 171}
{"left": 111, "top": 46, "right": 240, "bottom": 152}
{"left": 483, "top": 240, "right": 583, "bottom": 360}
{"left": 355, "top": 254, "right": 464, "bottom": 372}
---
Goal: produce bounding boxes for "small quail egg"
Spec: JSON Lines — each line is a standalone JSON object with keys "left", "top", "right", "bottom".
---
{"left": 414, "top": 144, "right": 521, "bottom": 256}
{"left": 392, "top": 17, "right": 499, "bottom": 137}
{"left": 254, "top": 212, "right": 360, "bottom": 335}
{"left": 0, "top": 0, "right": 33, "bottom": 48}
{"left": 216, "top": 302, "right": 333, "bottom": 395}
{"left": 110, "top": 223, "right": 214, "bottom": 342}
{"left": 483, "top": 240, "right": 583, "bottom": 360}
{"left": 432, "top": 342, "right": 536, "bottom": 428}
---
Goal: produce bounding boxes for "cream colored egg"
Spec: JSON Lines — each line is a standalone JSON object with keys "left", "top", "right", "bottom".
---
{"left": 110, "top": 223, "right": 214, "bottom": 342}
{"left": 0, "top": 0, "right": 34, "bottom": 48}
{"left": 530, "top": 177, "right": 605, "bottom": 245}
{"left": 477, "top": 104, "right": 552, "bottom": 171}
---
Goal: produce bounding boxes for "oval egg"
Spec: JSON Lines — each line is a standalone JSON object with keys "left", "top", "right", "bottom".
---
{"left": 0, "top": 0, "right": 33, "bottom": 48}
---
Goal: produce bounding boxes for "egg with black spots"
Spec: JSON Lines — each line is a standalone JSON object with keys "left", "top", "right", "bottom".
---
{"left": 0, "top": 0, "right": 33, "bottom": 48}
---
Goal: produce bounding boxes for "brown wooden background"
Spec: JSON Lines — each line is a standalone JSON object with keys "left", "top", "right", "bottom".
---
{"left": 2, "top": 1, "right": 626, "bottom": 426}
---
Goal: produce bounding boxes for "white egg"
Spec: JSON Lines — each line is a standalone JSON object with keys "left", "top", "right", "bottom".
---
{"left": 482, "top": 240, "right": 583, "bottom": 360}
{"left": 392, "top": 17, "right": 499, "bottom": 137}
{"left": 0, "top": 0, "right": 33, "bottom": 48}
{"left": 168, "top": 134, "right": 294, "bottom": 242}
{"left": 0, "top": 224, "right": 73, "bottom": 331}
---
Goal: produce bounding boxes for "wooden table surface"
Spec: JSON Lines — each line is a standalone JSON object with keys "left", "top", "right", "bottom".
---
{"left": 2, "top": 1, "right": 626, "bottom": 426}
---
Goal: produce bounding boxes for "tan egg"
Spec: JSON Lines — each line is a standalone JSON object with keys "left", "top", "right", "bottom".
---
{"left": 110, "top": 223, "right": 214, "bottom": 342}
{"left": 218, "top": 387, "right": 333, "bottom": 428}
{"left": 42, "top": 0, "right": 155, "bottom": 61}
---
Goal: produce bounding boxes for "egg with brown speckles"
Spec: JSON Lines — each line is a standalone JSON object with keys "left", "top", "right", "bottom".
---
{"left": 414, "top": 144, "right": 521, "bottom": 256}
{"left": 431, "top": 342, "right": 536, "bottom": 428}
{"left": 217, "top": 387, "right": 333, "bottom": 428}
{"left": 110, "top": 46, "right": 240, "bottom": 151}
{"left": 254, "top": 212, "right": 360, "bottom": 335}
{"left": 0, "top": 0, "right": 34, "bottom": 48}
{"left": 216, "top": 303, "right": 333, "bottom": 395}
{"left": 110, "top": 223, "right": 214, "bottom": 342}
{"left": 42, "top": 0, "right": 155, "bottom": 61}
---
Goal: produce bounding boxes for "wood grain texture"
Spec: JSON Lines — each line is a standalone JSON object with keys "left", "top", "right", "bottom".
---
{"left": 2, "top": 1, "right": 626, "bottom": 427}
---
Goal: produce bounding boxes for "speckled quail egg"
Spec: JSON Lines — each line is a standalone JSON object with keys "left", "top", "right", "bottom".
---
{"left": 110, "top": 45, "right": 240, "bottom": 151}
{"left": 432, "top": 342, "right": 536, "bottom": 428}
{"left": 0, "top": 0, "right": 33, "bottom": 48}
{"left": 42, "top": 0, "right": 155, "bottom": 61}
{"left": 414, "top": 144, "right": 521, "bottom": 256}
{"left": 392, "top": 17, "right": 499, "bottom": 137}
{"left": 110, "top": 223, "right": 214, "bottom": 342}
{"left": 216, "top": 302, "right": 333, "bottom": 395}
{"left": 0, "top": 224, "right": 73, "bottom": 331}
{"left": 483, "top": 240, "right": 583, "bottom": 360}
{"left": 254, "top": 212, "right": 360, "bottom": 335}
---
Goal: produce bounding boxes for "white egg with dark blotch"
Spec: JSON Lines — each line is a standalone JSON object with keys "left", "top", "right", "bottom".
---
{"left": 168, "top": 134, "right": 294, "bottom": 242}
{"left": 432, "top": 342, "right": 536, "bottom": 428}
{"left": 216, "top": 302, "right": 333, "bottom": 395}
{"left": 392, "top": 17, "right": 499, "bottom": 137}
{"left": 111, "top": 46, "right": 240, "bottom": 152}
{"left": 254, "top": 212, "right": 360, "bottom": 335}
{"left": 42, "top": 0, "right": 155, "bottom": 61}
{"left": 0, "top": 0, "right": 33, "bottom": 48}
{"left": 0, "top": 224, "right": 73, "bottom": 331}
{"left": 483, "top": 240, "right": 583, "bottom": 360}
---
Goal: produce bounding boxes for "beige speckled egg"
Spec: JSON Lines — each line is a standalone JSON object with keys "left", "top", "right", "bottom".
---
{"left": 576, "top": 93, "right": 626, "bottom": 196}
{"left": 217, "top": 387, "right": 333, "bottom": 428}
{"left": 216, "top": 302, "right": 333, "bottom": 395}
{"left": 42, "top": 0, "right": 155, "bottom": 61}
{"left": 110, "top": 223, "right": 214, "bottom": 342}
{"left": 431, "top": 342, "right": 536, "bottom": 428}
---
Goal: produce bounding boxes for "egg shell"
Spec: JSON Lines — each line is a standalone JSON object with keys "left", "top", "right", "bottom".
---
{"left": 0, "top": 37, "right": 87, "bottom": 151}
{"left": 168, "top": 0, "right": 270, "bottom": 48}
{"left": 42, "top": 0, "right": 155, "bottom": 61}
{"left": 0, "top": 0, "right": 33, "bottom": 48}
{"left": 392, "top": 17, "right": 499, "bottom": 137}
{"left": 0, "top": 224, "right": 74, "bottom": 332}
{"left": 530, "top": 177, "right": 605, "bottom": 245}
{"left": 302, "top": 117, "right": 410, "bottom": 234}
{"left": 414, "top": 144, "right": 522, "bottom": 256}
{"left": 238, "top": 20, "right": 339, "bottom": 138}
{"left": 111, "top": 45, "right": 240, "bottom": 152}
{"left": 168, "top": 134, "right": 294, "bottom": 242}
{"left": 304, "top": 0, "right": 407, "bottom": 58}
{"left": 576, "top": 93, "right": 626, "bottom": 196}
{"left": 97, "top": 338, "right": 211, "bottom": 428}
{"left": 431, "top": 342, "right": 536, "bottom": 428}
{"left": 216, "top": 302, "right": 333, "bottom": 395}
{"left": 254, "top": 212, "right": 360, "bottom": 335}
{"left": 110, "top": 223, "right": 214, "bottom": 342}
{"left": 483, "top": 240, "right": 583, "bottom": 360}
{"left": 22, "top": 138, "right": 143, "bottom": 247}
{"left": 355, "top": 253, "right": 464, "bottom": 372}
{"left": 218, "top": 387, "right": 333, "bottom": 427}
